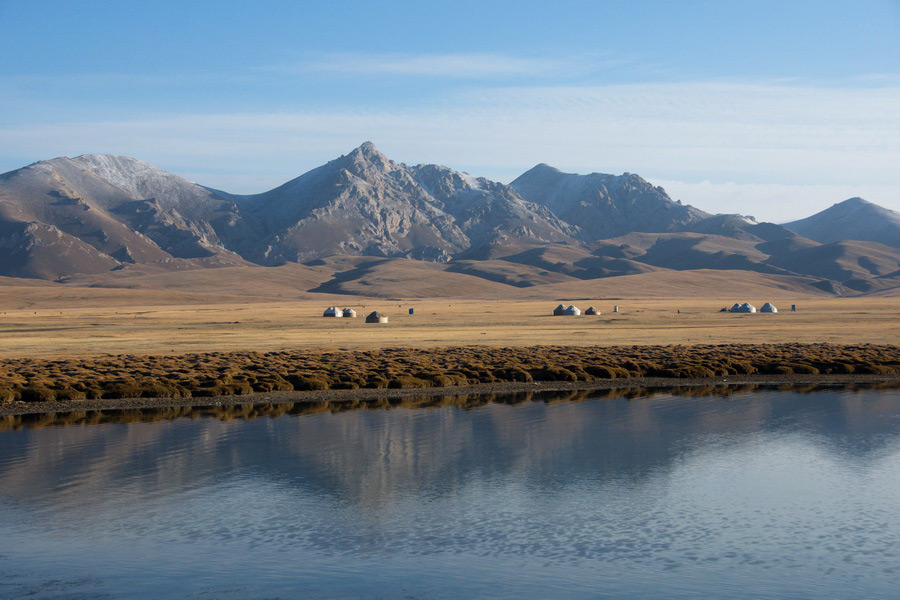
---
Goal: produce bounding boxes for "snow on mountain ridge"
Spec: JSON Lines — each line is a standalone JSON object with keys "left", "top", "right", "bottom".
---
{"left": 67, "top": 154, "right": 209, "bottom": 205}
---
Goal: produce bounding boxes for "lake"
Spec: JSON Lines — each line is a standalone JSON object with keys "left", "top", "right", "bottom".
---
{"left": 1, "top": 385, "right": 899, "bottom": 599}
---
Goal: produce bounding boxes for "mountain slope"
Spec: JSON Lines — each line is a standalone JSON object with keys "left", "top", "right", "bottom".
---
{"left": 240, "top": 142, "right": 576, "bottom": 263}
{"left": 784, "top": 198, "right": 900, "bottom": 248}
{"left": 509, "top": 163, "right": 710, "bottom": 241}
{"left": 0, "top": 144, "right": 895, "bottom": 297}
{"left": 0, "top": 155, "right": 255, "bottom": 278}
{"left": 0, "top": 221, "right": 120, "bottom": 279}
{"left": 764, "top": 240, "right": 900, "bottom": 292}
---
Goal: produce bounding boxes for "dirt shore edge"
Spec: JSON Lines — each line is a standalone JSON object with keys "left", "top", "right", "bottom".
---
{"left": 3, "top": 373, "right": 899, "bottom": 417}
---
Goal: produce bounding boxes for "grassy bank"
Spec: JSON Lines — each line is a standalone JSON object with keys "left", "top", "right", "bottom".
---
{"left": 1, "top": 343, "right": 897, "bottom": 409}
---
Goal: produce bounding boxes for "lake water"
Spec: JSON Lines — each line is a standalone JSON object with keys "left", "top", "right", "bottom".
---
{"left": 1, "top": 385, "right": 899, "bottom": 599}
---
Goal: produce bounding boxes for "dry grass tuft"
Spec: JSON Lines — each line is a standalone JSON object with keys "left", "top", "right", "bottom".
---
{"left": 0, "top": 343, "right": 897, "bottom": 408}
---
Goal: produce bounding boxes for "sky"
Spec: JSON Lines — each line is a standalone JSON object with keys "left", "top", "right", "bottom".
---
{"left": 1, "top": 0, "right": 898, "bottom": 222}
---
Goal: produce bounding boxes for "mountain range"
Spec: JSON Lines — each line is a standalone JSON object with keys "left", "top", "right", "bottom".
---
{"left": 0, "top": 142, "right": 897, "bottom": 297}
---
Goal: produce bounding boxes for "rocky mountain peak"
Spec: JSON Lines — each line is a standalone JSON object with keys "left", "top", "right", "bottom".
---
{"left": 335, "top": 141, "right": 395, "bottom": 178}
{"left": 527, "top": 163, "right": 562, "bottom": 174}
{"left": 510, "top": 164, "right": 709, "bottom": 241}
{"left": 2, "top": 144, "right": 896, "bottom": 293}
{"left": 356, "top": 141, "right": 379, "bottom": 155}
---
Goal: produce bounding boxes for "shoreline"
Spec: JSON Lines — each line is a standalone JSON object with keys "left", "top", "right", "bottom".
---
{"left": 3, "top": 373, "right": 899, "bottom": 418}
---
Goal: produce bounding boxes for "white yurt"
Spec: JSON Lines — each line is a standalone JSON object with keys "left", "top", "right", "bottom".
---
{"left": 342, "top": 308, "right": 357, "bottom": 318}
{"left": 760, "top": 302, "right": 778, "bottom": 313}
{"left": 323, "top": 306, "right": 342, "bottom": 317}
{"left": 735, "top": 302, "right": 757, "bottom": 313}
{"left": 729, "top": 303, "right": 743, "bottom": 313}
{"left": 553, "top": 304, "right": 566, "bottom": 316}
{"left": 365, "top": 311, "right": 388, "bottom": 324}
{"left": 584, "top": 306, "right": 599, "bottom": 315}
{"left": 563, "top": 305, "right": 582, "bottom": 316}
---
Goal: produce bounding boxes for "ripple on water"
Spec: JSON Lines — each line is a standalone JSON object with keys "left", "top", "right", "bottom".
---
{"left": 0, "top": 387, "right": 898, "bottom": 599}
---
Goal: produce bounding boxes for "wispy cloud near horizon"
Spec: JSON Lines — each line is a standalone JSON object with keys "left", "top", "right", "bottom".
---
{"left": 272, "top": 52, "right": 604, "bottom": 79}
{"left": 1, "top": 79, "right": 898, "bottom": 221}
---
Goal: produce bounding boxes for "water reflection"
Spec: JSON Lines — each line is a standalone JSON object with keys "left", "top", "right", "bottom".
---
{"left": 3, "top": 382, "right": 898, "bottom": 431}
{"left": 0, "top": 385, "right": 898, "bottom": 599}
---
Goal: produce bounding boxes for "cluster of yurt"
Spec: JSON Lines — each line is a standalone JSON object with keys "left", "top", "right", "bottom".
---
{"left": 727, "top": 302, "right": 778, "bottom": 313}
{"left": 729, "top": 302, "right": 756, "bottom": 313}
{"left": 553, "top": 304, "right": 601, "bottom": 316}
{"left": 323, "top": 307, "right": 357, "bottom": 318}
{"left": 323, "top": 306, "right": 388, "bottom": 323}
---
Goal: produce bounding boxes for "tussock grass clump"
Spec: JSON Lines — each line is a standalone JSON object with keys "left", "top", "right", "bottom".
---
{"left": 54, "top": 387, "right": 87, "bottom": 401}
{"left": 363, "top": 376, "right": 391, "bottom": 389}
{"left": 20, "top": 385, "right": 57, "bottom": 402}
{"left": 101, "top": 381, "right": 148, "bottom": 399}
{"left": 857, "top": 364, "right": 897, "bottom": 374}
{"left": 387, "top": 376, "right": 431, "bottom": 389}
{"left": 529, "top": 366, "right": 579, "bottom": 382}
{"left": 0, "top": 343, "right": 897, "bottom": 405}
{"left": 428, "top": 373, "right": 470, "bottom": 387}
{"left": 492, "top": 367, "right": 533, "bottom": 383}
{"left": 583, "top": 365, "right": 618, "bottom": 379}
{"left": 287, "top": 375, "right": 332, "bottom": 391}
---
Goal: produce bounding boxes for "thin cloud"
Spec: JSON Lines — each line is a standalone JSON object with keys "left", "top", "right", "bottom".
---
{"left": 278, "top": 52, "right": 588, "bottom": 79}
{"left": 655, "top": 180, "right": 900, "bottom": 223}
{"left": 1, "top": 80, "right": 898, "bottom": 220}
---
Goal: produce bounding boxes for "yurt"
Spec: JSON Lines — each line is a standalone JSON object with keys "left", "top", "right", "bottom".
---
{"left": 553, "top": 304, "right": 566, "bottom": 316}
{"left": 342, "top": 308, "right": 357, "bottom": 318}
{"left": 729, "top": 303, "right": 742, "bottom": 313}
{"left": 365, "top": 311, "right": 388, "bottom": 324}
{"left": 323, "top": 306, "right": 342, "bottom": 317}
{"left": 760, "top": 302, "right": 778, "bottom": 313}
{"left": 732, "top": 302, "right": 757, "bottom": 313}
{"left": 584, "top": 306, "right": 599, "bottom": 315}
{"left": 563, "top": 305, "right": 582, "bottom": 316}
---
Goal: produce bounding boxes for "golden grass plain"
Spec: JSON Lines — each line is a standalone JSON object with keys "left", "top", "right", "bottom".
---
{"left": 0, "top": 282, "right": 896, "bottom": 359}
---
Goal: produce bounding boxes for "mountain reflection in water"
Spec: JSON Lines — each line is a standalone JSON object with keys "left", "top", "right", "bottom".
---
{"left": 0, "top": 385, "right": 898, "bottom": 600}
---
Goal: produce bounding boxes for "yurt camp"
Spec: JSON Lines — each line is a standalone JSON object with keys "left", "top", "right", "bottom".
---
{"left": 730, "top": 302, "right": 757, "bottom": 313}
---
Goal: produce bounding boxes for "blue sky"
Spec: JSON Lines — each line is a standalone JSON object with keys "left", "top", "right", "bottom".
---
{"left": 1, "top": 0, "right": 898, "bottom": 221}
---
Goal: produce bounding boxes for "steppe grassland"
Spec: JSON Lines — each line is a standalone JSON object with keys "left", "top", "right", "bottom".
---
{"left": 0, "top": 288, "right": 897, "bottom": 358}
